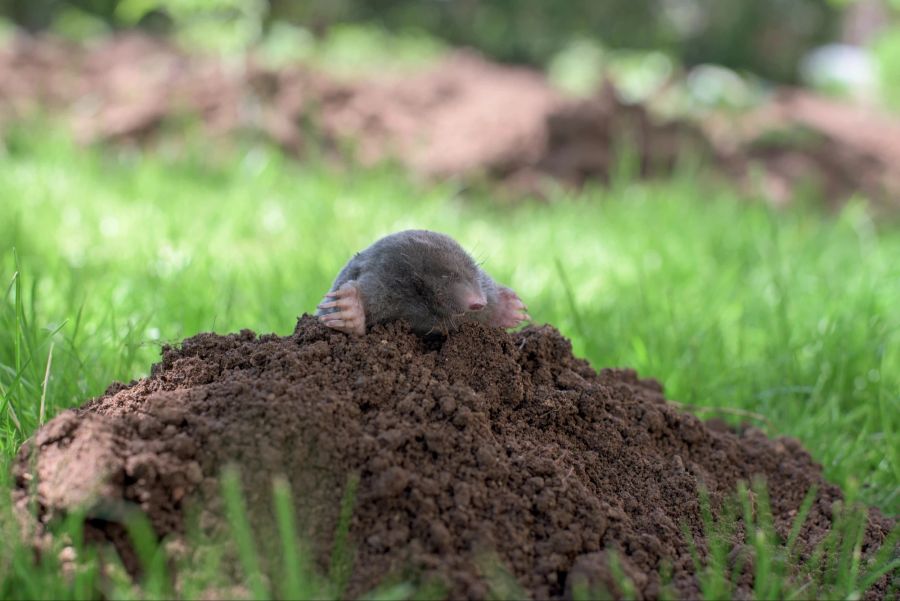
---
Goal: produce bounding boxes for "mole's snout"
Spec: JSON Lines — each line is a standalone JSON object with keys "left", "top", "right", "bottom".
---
{"left": 464, "top": 290, "right": 487, "bottom": 312}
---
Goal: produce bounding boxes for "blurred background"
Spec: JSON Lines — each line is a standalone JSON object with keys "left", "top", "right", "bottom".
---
{"left": 2, "top": 0, "right": 900, "bottom": 97}
{"left": 2, "top": 0, "right": 900, "bottom": 90}
{"left": 1, "top": 0, "right": 899, "bottom": 515}
{"left": 2, "top": 0, "right": 900, "bottom": 208}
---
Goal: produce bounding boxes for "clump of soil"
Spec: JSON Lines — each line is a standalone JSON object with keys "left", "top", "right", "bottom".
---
{"left": 4, "top": 32, "right": 900, "bottom": 210}
{"left": 12, "top": 318, "right": 895, "bottom": 599}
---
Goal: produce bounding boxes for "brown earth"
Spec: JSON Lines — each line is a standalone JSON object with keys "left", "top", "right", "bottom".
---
{"left": 2, "top": 33, "right": 900, "bottom": 210}
{"left": 12, "top": 318, "right": 895, "bottom": 599}
{"left": 709, "top": 88, "right": 900, "bottom": 210}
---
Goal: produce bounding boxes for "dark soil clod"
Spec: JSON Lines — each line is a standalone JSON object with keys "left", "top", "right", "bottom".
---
{"left": 12, "top": 317, "right": 895, "bottom": 599}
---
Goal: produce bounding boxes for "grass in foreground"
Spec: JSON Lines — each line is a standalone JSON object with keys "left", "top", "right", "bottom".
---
{"left": 0, "top": 128, "right": 898, "bottom": 598}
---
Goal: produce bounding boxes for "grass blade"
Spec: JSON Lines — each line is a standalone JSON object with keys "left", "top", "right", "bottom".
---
{"left": 39, "top": 341, "right": 53, "bottom": 426}
{"left": 553, "top": 256, "right": 586, "bottom": 341}
{"left": 221, "top": 465, "right": 268, "bottom": 600}
{"left": 330, "top": 471, "right": 359, "bottom": 598}
{"left": 272, "top": 475, "right": 307, "bottom": 600}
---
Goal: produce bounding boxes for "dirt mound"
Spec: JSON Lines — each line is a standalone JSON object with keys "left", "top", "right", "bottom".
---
{"left": 4, "top": 33, "right": 900, "bottom": 209}
{"left": 12, "top": 318, "right": 895, "bottom": 599}
{"left": 710, "top": 89, "right": 900, "bottom": 210}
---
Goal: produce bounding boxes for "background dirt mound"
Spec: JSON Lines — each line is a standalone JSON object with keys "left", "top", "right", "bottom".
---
{"left": 13, "top": 319, "right": 895, "bottom": 599}
{"left": 5, "top": 33, "right": 900, "bottom": 209}
{"left": 710, "top": 89, "right": 900, "bottom": 210}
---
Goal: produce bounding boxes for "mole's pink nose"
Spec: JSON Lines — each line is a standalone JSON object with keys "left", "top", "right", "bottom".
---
{"left": 458, "top": 286, "right": 487, "bottom": 311}
{"left": 464, "top": 290, "right": 487, "bottom": 312}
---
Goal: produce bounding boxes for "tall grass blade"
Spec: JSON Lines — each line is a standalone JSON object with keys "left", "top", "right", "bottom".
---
{"left": 123, "top": 507, "right": 172, "bottom": 599}
{"left": 39, "top": 341, "right": 53, "bottom": 426}
{"left": 330, "top": 471, "right": 359, "bottom": 598}
{"left": 554, "top": 256, "right": 586, "bottom": 340}
{"left": 221, "top": 465, "right": 268, "bottom": 600}
{"left": 272, "top": 475, "right": 308, "bottom": 600}
{"left": 785, "top": 486, "right": 817, "bottom": 558}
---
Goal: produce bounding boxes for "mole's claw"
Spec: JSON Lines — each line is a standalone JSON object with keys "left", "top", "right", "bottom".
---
{"left": 323, "top": 319, "right": 353, "bottom": 332}
{"left": 490, "top": 286, "right": 529, "bottom": 329}
{"left": 316, "top": 281, "right": 366, "bottom": 335}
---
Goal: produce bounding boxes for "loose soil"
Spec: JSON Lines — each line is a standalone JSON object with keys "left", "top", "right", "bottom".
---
{"left": 12, "top": 318, "right": 895, "bottom": 599}
{"left": 3, "top": 33, "right": 900, "bottom": 210}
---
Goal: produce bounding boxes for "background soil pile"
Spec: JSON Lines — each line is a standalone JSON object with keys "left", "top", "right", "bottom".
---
{"left": 3, "top": 33, "right": 900, "bottom": 209}
{"left": 12, "top": 318, "right": 895, "bottom": 599}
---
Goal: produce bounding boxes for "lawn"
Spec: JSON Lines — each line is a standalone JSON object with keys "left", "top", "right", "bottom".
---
{"left": 1, "top": 127, "right": 898, "bottom": 597}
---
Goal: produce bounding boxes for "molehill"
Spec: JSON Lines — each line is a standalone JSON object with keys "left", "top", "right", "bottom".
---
{"left": 12, "top": 317, "right": 895, "bottom": 599}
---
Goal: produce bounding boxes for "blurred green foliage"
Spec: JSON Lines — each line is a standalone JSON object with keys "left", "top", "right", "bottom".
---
{"left": 872, "top": 25, "right": 900, "bottom": 108}
{"left": 0, "top": 0, "right": 868, "bottom": 83}
{"left": 257, "top": 21, "right": 446, "bottom": 73}
{"left": 0, "top": 1, "right": 898, "bottom": 108}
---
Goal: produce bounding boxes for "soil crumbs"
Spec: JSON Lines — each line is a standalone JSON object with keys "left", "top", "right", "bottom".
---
{"left": 13, "top": 318, "right": 896, "bottom": 599}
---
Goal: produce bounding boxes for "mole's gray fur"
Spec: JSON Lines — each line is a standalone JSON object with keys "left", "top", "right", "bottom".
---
{"left": 316, "top": 230, "right": 528, "bottom": 337}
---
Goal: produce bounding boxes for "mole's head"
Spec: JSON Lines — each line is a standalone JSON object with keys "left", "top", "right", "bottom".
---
{"left": 396, "top": 230, "right": 487, "bottom": 321}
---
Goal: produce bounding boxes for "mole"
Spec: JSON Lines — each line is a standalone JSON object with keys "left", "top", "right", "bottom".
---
{"left": 316, "top": 230, "right": 530, "bottom": 336}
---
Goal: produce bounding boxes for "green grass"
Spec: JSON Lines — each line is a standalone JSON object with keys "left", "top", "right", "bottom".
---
{"left": 1, "top": 127, "right": 898, "bottom": 598}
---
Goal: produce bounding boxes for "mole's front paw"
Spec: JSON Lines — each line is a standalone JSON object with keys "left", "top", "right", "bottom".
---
{"left": 493, "top": 287, "right": 530, "bottom": 329}
{"left": 317, "top": 282, "right": 366, "bottom": 336}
